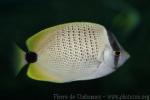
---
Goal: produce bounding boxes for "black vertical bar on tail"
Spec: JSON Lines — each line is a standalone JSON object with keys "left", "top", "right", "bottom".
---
{"left": 26, "top": 52, "right": 37, "bottom": 63}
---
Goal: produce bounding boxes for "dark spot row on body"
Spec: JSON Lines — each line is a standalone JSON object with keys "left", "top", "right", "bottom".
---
{"left": 64, "top": 24, "right": 96, "bottom": 34}
{"left": 54, "top": 24, "right": 99, "bottom": 63}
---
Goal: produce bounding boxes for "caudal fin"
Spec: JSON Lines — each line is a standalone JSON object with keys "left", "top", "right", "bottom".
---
{"left": 12, "top": 44, "right": 27, "bottom": 76}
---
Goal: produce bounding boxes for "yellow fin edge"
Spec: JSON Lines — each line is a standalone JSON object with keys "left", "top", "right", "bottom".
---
{"left": 27, "top": 63, "right": 63, "bottom": 83}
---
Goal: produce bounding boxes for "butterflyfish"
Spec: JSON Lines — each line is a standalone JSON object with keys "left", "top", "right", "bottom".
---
{"left": 13, "top": 22, "right": 130, "bottom": 83}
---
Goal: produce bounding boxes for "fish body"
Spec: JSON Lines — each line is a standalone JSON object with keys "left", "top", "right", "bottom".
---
{"left": 13, "top": 22, "right": 130, "bottom": 83}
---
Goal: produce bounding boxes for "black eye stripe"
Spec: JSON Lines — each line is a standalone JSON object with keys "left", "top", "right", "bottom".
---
{"left": 107, "top": 31, "right": 120, "bottom": 67}
{"left": 107, "top": 31, "right": 120, "bottom": 51}
{"left": 112, "top": 41, "right": 120, "bottom": 51}
{"left": 114, "top": 55, "right": 119, "bottom": 67}
{"left": 114, "top": 51, "right": 120, "bottom": 56}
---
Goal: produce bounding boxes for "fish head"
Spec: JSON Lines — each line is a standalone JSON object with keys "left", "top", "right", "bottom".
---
{"left": 95, "top": 32, "right": 130, "bottom": 78}
{"left": 115, "top": 45, "right": 130, "bottom": 68}
{"left": 107, "top": 31, "right": 130, "bottom": 69}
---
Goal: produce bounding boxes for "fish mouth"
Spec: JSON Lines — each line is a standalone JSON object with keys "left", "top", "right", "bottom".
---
{"left": 116, "top": 50, "right": 130, "bottom": 68}
{"left": 124, "top": 51, "right": 130, "bottom": 60}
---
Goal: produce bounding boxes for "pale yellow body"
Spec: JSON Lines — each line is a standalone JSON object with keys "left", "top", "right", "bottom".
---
{"left": 26, "top": 22, "right": 111, "bottom": 83}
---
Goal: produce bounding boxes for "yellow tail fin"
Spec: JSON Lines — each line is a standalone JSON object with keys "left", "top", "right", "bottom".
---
{"left": 12, "top": 44, "right": 27, "bottom": 76}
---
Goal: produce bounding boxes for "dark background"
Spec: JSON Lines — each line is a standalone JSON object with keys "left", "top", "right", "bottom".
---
{"left": 0, "top": 0, "right": 150, "bottom": 100}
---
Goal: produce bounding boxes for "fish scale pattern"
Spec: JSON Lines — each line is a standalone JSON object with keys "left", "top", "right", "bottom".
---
{"left": 38, "top": 22, "right": 109, "bottom": 80}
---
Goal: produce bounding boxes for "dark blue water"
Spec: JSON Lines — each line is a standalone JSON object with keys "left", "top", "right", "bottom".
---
{"left": 0, "top": 0, "right": 150, "bottom": 100}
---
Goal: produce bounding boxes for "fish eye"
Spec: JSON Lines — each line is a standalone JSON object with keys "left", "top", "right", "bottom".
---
{"left": 113, "top": 51, "right": 121, "bottom": 56}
